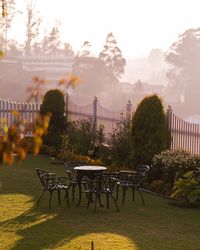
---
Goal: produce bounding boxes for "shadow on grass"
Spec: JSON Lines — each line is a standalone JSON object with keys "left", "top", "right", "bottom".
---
{"left": 0, "top": 157, "right": 139, "bottom": 249}
{"left": 1, "top": 155, "right": 200, "bottom": 250}
{"left": 2, "top": 206, "right": 137, "bottom": 249}
{"left": 0, "top": 190, "right": 141, "bottom": 249}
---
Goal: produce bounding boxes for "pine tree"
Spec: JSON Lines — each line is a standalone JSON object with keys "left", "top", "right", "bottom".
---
{"left": 99, "top": 32, "right": 126, "bottom": 79}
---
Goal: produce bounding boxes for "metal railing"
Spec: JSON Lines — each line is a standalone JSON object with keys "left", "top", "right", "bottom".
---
{"left": 167, "top": 105, "right": 200, "bottom": 154}
{"left": 0, "top": 96, "right": 133, "bottom": 137}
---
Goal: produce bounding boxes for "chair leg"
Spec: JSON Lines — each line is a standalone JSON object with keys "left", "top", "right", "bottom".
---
{"left": 49, "top": 191, "right": 53, "bottom": 209}
{"left": 84, "top": 183, "right": 88, "bottom": 199}
{"left": 122, "top": 186, "right": 127, "bottom": 204}
{"left": 132, "top": 186, "right": 135, "bottom": 201}
{"left": 94, "top": 193, "right": 98, "bottom": 212}
{"left": 138, "top": 188, "right": 145, "bottom": 205}
{"left": 87, "top": 193, "right": 90, "bottom": 209}
{"left": 76, "top": 183, "right": 82, "bottom": 207}
{"left": 98, "top": 194, "right": 104, "bottom": 208}
{"left": 36, "top": 190, "right": 45, "bottom": 206}
{"left": 106, "top": 193, "right": 109, "bottom": 209}
{"left": 116, "top": 185, "right": 119, "bottom": 200}
{"left": 58, "top": 190, "right": 61, "bottom": 205}
{"left": 83, "top": 182, "right": 87, "bottom": 191}
{"left": 65, "top": 191, "right": 70, "bottom": 208}
{"left": 110, "top": 193, "right": 120, "bottom": 212}
{"left": 72, "top": 184, "right": 75, "bottom": 202}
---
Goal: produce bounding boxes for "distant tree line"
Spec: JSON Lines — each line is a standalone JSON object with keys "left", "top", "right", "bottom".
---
{"left": 166, "top": 27, "right": 200, "bottom": 116}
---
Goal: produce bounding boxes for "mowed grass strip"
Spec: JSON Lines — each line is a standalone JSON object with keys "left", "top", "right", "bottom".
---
{"left": 0, "top": 155, "right": 200, "bottom": 250}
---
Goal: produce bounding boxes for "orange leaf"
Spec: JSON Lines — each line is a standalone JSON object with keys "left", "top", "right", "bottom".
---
{"left": 3, "top": 152, "right": 14, "bottom": 165}
{"left": 17, "top": 147, "right": 26, "bottom": 160}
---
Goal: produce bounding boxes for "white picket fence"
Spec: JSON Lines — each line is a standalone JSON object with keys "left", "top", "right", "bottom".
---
{"left": 2, "top": 97, "right": 199, "bottom": 154}
{"left": 0, "top": 96, "right": 133, "bottom": 137}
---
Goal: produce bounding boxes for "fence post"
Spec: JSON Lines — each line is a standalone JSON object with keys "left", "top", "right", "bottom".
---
{"left": 65, "top": 93, "right": 69, "bottom": 122}
{"left": 92, "top": 96, "right": 98, "bottom": 133}
{"left": 167, "top": 104, "right": 173, "bottom": 150}
{"left": 0, "top": 99, "right": 1, "bottom": 122}
{"left": 126, "top": 100, "right": 132, "bottom": 120}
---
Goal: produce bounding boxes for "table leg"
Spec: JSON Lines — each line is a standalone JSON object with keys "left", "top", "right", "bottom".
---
{"left": 98, "top": 194, "right": 104, "bottom": 207}
{"left": 76, "top": 182, "right": 82, "bottom": 207}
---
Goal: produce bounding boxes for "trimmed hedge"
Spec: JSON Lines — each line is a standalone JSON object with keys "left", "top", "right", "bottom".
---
{"left": 40, "top": 89, "right": 65, "bottom": 151}
{"left": 131, "top": 94, "right": 169, "bottom": 165}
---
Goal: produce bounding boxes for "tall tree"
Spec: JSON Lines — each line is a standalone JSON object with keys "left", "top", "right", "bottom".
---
{"left": 0, "top": 0, "right": 16, "bottom": 51}
{"left": 166, "top": 28, "right": 200, "bottom": 115}
{"left": 41, "top": 27, "right": 74, "bottom": 56}
{"left": 99, "top": 32, "right": 126, "bottom": 79}
{"left": 47, "top": 20, "right": 61, "bottom": 55}
{"left": 63, "top": 42, "right": 74, "bottom": 56}
{"left": 77, "top": 41, "right": 91, "bottom": 57}
{"left": 42, "top": 20, "right": 63, "bottom": 56}
{"left": 25, "top": 0, "right": 42, "bottom": 56}
{"left": 6, "top": 39, "right": 22, "bottom": 55}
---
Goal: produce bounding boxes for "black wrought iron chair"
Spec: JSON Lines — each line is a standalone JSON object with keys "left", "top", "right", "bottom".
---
{"left": 64, "top": 161, "right": 88, "bottom": 202}
{"left": 35, "top": 168, "right": 70, "bottom": 209}
{"left": 136, "top": 165, "right": 150, "bottom": 179}
{"left": 116, "top": 165, "right": 150, "bottom": 205}
{"left": 84, "top": 174, "right": 119, "bottom": 212}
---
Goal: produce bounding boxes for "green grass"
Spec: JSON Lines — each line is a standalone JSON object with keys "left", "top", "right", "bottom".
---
{"left": 0, "top": 155, "right": 200, "bottom": 250}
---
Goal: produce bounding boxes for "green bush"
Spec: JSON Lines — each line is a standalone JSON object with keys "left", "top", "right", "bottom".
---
{"left": 108, "top": 119, "right": 132, "bottom": 167}
{"left": 151, "top": 149, "right": 200, "bottom": 187}
{"left": 40, "top": 89, "right": 65, "bottom": 151}
{"left": 65, "top": 119, "right": 105, "bottom": 157}
{"left": 131, "top": 94, "right": 169, "bottom": 165}
{"left": 171, "top": 171, "right": 200, "bottom": 207}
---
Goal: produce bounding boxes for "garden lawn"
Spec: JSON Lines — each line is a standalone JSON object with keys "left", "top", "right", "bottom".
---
{"left": 0, "top": 155, "right": 200, "bottom": 250}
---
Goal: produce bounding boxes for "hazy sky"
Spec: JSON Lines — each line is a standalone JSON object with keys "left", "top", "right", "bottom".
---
{"left": 11, "top": 0, "right": 200, "bottom": 58}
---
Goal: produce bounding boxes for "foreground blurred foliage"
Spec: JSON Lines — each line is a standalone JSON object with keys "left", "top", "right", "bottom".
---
{"left": 1, "top": 0, "right": 7, "bottom": 17}
{"left": 0, "top": 111, "right": 50, "bottom": 165}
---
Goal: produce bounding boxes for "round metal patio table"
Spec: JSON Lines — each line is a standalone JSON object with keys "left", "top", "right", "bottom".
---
{"left": 74, "top": 166, "right": 107, "bottom": 206}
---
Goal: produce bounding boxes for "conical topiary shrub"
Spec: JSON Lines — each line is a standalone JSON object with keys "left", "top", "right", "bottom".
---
{"left": 40, "top": 89, "right": 65, "bottom": 151}
{"left": 131, "top": 94, "right": 170, "bottom": 165}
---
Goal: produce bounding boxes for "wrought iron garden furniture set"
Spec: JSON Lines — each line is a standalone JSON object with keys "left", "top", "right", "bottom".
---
{"left": 35, "top": 163, "right": 149, "bottom": 212}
